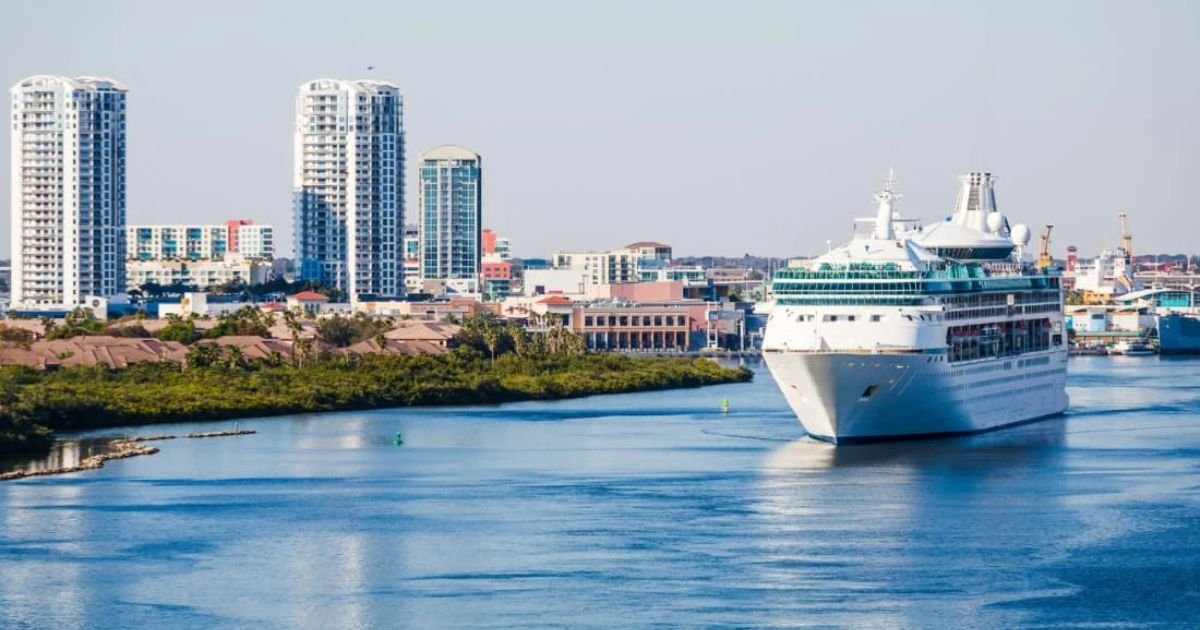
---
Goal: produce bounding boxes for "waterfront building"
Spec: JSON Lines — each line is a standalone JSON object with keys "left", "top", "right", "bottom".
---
{"left": 10, "top": 75, "right": 128, "bottom": 308}
{"left": 553, "top": 242, "right": 672, "bottom": 286}
{"left": 568, "top": 302, "right": 704, "bottom": 351}
{"left": 419, "top": 145, "right": 483, "bottom": 294}
{"left": 293, "top": 79, "right": 404, "bottom": 299}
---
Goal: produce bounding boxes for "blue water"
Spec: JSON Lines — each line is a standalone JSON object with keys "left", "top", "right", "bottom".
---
{"left": 2, "top": 357, "right": 1199, "bottom": 629}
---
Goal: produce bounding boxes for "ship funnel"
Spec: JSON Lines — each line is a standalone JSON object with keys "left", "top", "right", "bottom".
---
{"left": 952, "top": 172, "right": 998, "bottom": 232}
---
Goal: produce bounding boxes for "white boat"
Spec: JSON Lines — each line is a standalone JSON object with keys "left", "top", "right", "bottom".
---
{"left": 762, "top": 172, "right": 1069, "bottom": 444}
{"left": 1110, "top": 339, "right": 1155, "bottom": 356}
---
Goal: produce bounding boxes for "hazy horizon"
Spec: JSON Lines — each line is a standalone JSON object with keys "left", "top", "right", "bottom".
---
{"left": 2, "top": 0, "right": 1198, "bottom": 260}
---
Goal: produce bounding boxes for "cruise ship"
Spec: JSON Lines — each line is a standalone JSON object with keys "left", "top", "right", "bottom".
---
{"left": 763, "top": 172, "right": 1069, "bottom": 444}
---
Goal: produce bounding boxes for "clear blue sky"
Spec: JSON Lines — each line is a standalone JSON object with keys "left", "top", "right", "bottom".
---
{"left": 2, "top": 0, "right": 1197, "bottom": 259}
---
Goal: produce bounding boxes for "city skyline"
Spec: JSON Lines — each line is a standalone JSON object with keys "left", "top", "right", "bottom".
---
{"left": 2, "top": 1, "right": 1198, "bottom": 260}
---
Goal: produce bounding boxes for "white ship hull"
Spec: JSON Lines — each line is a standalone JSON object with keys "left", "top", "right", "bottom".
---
{"left": 763, "top": 349, "right": 1069, "bottom": 443}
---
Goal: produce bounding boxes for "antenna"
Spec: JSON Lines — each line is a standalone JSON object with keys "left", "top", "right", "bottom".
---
{"left": 872, "top": 169, "right": 901, "bottom": 240}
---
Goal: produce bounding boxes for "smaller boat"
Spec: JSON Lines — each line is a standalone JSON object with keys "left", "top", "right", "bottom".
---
{"left": 1110, "top": 339, "right": 1156, "bottom": 356}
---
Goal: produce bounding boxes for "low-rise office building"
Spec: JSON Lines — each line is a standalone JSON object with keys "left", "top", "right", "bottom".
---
{"left": 572, "top": 303, "right": 697, "bottom": 351}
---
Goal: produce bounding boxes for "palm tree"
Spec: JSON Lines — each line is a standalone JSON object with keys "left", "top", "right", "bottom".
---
{"left": 482, "top": 326, "right": 501, "bottom": 361}
{"left": 222, "top": 344, "right": 247, "bottom": 371}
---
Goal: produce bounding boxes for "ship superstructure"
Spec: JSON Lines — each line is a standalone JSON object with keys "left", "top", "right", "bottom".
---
{"left": 763, "top": 172, "right": 1069, "bottom": 443}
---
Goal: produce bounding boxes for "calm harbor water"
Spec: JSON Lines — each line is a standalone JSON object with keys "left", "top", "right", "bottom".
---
{"left": 2, "top": 357, "right": 1199, "bottom": 628}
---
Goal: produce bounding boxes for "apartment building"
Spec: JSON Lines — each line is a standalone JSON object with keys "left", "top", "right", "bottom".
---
{"left": 10, "top": 75, "right": 128, "bottom": 308}
{"left": 294, "top": 79, "right": 404, "bottom": 299}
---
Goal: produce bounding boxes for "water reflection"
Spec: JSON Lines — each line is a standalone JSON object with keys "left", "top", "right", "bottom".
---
{"left": 0, "top": 437, "right": 119, "bottom": 475}
{"left": 763, "top": 417, "right": 1069, "bottom": 471}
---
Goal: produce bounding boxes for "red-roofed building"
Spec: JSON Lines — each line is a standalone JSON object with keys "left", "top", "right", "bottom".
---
{"left": 287, "top": 291, "right": 329, "bottom": 314}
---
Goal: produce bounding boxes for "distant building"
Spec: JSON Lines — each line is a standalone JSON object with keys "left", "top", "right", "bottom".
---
{"left": 482, "top": 228, "right": 511, "bottom": 262}
{"left": 0, "top": 262, "right": 11, "bottom": 294}
{"left": 403, "top": 224, "right": 421, "bottom": 291}
{"left": 419, "top": 145, "right": 482, "bottom": 293}
{"left": 233, "top": 222, "right": 274, "bottom": 259}
{"left": 225, "top": 219, "right": 253, "bottom": 253}
{"left": 287, "top": 290, "right": 330, "bottom": 315}
{"left": 10, "top": 75, "right": 128, "bottom": 308}
{"left": 636, "top": 259, "right": 706, "bottom": 283}
{"left": 552, "top": 242, "right": 672, "bottom": 286}
{"left": 482, "top": 261, "right": 513, "bottom": 299}
{"left": 573, "top": 304, "right": 695, "bottom": 351}
{"left": 294, "top": 79, "right": 404, "bottom": 299}
{"left": 127, "top": 225, "right": 230, "bottom": 261}
{"left": 524, "top": 269, "right": 589, "bottom": 297}
{"left": 126, "top": 254, "right": 270, "bottom": 290}
{"left": 125, "top": 222, "right": 274, "bottom": 290}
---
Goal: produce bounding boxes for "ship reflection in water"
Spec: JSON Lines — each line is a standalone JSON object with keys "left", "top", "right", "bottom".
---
{"left": 763, "top": 417, "right": 1068, "bottom": 471}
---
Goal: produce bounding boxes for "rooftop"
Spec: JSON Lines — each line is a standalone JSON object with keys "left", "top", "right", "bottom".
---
{"left": 289, "top": 291, "right": 329, "bottom": 301}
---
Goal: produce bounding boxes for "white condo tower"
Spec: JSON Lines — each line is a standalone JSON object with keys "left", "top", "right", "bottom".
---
{"left": 9, "top": 75, "right": 128, "bottom": 309}
{"left": 293, "top": 79, "right": 405, "bottom": 299}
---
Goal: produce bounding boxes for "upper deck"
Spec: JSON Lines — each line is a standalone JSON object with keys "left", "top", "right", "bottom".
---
{"left": 772, "top": 261, "right": 1061, "bottom": 306}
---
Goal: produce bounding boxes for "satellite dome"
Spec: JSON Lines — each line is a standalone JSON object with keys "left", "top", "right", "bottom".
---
{"left": 986, "top": 212, "right": 1005, "bottom": 234}
{"left": 1010, "top": 224, "right": 1032, "bottom": 246}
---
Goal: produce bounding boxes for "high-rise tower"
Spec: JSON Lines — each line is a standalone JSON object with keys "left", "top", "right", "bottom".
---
{"left": 293, "top": 79, "right": 404, "bottom": 299}
{"left": 418, "top": 145, "right": 482, "bottom": 293}
{"left": 10, "top": 75, "right": 127, "bottom": 308}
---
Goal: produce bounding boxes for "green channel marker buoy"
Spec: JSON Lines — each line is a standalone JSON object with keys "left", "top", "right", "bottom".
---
{"left": 721, "top": 398, "right": 730, "bottom": 414}
{"left": 394, "top": 432, "right": 404, "bottom": 446}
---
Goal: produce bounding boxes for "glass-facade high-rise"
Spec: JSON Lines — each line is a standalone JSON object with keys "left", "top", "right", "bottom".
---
{"left": 9, "top": 75, "right": 128, "bottom": 308}
{"left": 293, "top": 79, "right": 404, "bottom": 299}
{"left": 418, "top": 145, "right": 482, "bottom": 292}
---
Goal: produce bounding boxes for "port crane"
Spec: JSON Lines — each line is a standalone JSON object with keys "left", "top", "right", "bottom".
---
{"left": 1037, "top": 225, "right": 1054, "bottom": 270}
{"left": 1118, "top": 212, "right": 1133, "bottom": 259}
{"left": 1117, "top": 212, "right": 1134, "bottom": 291}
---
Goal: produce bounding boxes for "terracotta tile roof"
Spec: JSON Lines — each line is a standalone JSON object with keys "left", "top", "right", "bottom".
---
{"left": 538, "top": 295, "right": 572, "bottom": 305}
{"left": 345, "top": 338, "right": 448, "bottom": 356}
{"left": 289, "top": 291, "right": 329, "bottom": 301}
{"left": 384, "top": 322, "right": 460, "bottom": 342}
{"left": 205, "top": 336, "right": 294, "bottom": 361}
{"left": 0, "top": 337, "right": 187, "bottom": 370}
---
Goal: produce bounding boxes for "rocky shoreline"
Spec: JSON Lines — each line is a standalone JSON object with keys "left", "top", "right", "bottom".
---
{"left": 0, "top": 428, "right": 258, "bottom": 482}
{"left": 0, "top": 438, "right": 159, "bottom": 481}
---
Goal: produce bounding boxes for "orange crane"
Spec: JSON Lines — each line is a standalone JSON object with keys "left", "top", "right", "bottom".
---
{"left": 1037, "top": 224, "right": 1054, "bottom": 270}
